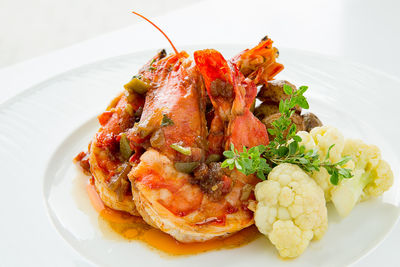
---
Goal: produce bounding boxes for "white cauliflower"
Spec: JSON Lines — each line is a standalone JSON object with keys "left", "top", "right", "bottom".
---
{"left": 330, "top": 139, "right": 393, "bottom": 217}
{"left": 254, "top": 163, "right": 327, "bottom": 258}
{"left": 298, "top": 126, "right": 394, "bottom": 217}
{"left": 297, "top": 126, "right": 347, "bottom": 201}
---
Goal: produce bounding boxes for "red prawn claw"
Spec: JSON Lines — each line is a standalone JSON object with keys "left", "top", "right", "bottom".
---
{"left": 194, "top": 49, "right": 235, "bottom": 121}
{"left": 194, "top": 49, "right": 269, "bottom": 152}
{"left": 194, "top": 49, "right": 256, "bottom": 119}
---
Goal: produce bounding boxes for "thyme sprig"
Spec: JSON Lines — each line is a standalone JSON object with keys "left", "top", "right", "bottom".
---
{"left": 221, "top": 85, "right": 353, "bottom": 185}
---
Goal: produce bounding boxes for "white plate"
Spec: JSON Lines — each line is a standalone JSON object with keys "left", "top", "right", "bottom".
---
{"left": 1, "top": 45, "right": 399, "bottom": 267}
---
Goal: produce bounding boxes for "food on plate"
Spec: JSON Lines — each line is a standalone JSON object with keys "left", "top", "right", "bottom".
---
{"left": 302, "top": 112, "right": 323, "bottom": 132}
{"left": 262, "top": 112, "right": 305, "bottom": 139}
{"left": 254, "top": 80, "right": 322, "bottom": 140}
{"left": 74, "top": 11, "right": 394, "bottom": 259}
{"left": 130, "top": 149, "right": 257, "bottom": 242}
{"left": 298, "top": 127, "right": 394, "bottom": 217}
{"left": 254, "top": 163, "right": 327, "bottom": 258}
{"left": 332, "top": 139, "right": 393, "bottom": 216}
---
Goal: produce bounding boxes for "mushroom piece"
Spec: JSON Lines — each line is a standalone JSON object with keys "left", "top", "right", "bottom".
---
{"left": 262, "top": 113, "right": 305, "bottom": 140}
{"left": 257, "top": 80, "right": 301, "bottom": 114}
{"left": 302, "top": 112, "right": 323, "bottom": 132}
{"left": 254, "top": 101, "right": 280, "bottom": 121}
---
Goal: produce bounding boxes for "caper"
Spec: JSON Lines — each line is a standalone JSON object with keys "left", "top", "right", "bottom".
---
{"left": 174, "top": 162, "right": 200, "bottom": 174}
{"left": 205, "top": 154, "right": 221, "bottom": 164}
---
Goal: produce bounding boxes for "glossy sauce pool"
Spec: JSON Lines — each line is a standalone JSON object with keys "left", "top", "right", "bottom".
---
{"left": 86, "top": 182, "right": 261, "bottom": 256}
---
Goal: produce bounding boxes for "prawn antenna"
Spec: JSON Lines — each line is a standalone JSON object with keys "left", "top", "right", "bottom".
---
{"left": 131, "top": 11, "right": 179, "bottom": 55}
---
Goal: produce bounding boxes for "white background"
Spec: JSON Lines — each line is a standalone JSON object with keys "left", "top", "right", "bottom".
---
{"left": 0, "top": 0, "right": 202, "bottom": 68}
{"left": 0, "top": 0, "right": 399, "bottom": 266}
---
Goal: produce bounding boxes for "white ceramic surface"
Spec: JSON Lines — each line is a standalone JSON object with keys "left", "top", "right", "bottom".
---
{"left": 1, "top": 45, "right": 399, "bottom": 266}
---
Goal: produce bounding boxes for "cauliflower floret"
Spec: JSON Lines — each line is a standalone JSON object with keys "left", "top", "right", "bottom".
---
{"left": 254, "top": 163, "right": 327, "bottom": 258}
{"left": 330, "top": 139, "right": 394, "bottom": 217}
{"left": 299, "top": 127, "right": 394, "bottom": 217}
{"left": 298, "top": 126, "right": 346, "bottom": 201}
{"left": 296, "top": 131, "right": 316, "bottom": 152}
{"left": 364, "top": 159, "right": 393, "bottom": 197}
{"left": 310, "top": 126, "right": 345, "bottom": 163}
{"left": 308, "top": 159, "right": 358, "bottom": 203}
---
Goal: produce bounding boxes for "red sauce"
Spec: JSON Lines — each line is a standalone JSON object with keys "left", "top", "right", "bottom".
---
{"left": 86, "top": 182, "right": 260, "bottom": 256}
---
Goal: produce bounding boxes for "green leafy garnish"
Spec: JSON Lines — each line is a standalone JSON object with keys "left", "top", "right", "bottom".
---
{"left": 161, "top": 114, "right": 174, "bottom": 127}
{"left": 221, "top": 144, "right": 271, "bottom": 180}
{"left": 221, "top": 84, "right": 353, "bottom": 185}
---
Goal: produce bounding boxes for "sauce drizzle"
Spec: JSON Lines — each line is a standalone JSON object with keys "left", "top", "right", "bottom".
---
{"left": 86, "top": 183, "right": 261, "bottom": 256}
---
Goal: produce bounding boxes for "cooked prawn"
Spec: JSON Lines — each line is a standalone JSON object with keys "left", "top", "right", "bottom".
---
{"left": 129, "top": 45, "right": 271, "bottom": 242}
{"left": 81, "top": 11, "right": 284, "bottom": 243}
{"left": 88, "top": 50, "right": 166, "bottom": 216}
{"left": 130, "top": 148, "right": 258, "bottom": 242}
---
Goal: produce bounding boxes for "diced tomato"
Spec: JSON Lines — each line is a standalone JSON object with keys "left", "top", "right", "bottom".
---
{"left": 98, "top": 111, "right": 114, "bottom": 126}
{"left": 96, "top": 132, "right": 119, "bottom": 151}
{"left": 129, "top": 146, "right": 143, "bottom": 164}
{"left": 74, "top": 151, "right": 91, "bottom": 174}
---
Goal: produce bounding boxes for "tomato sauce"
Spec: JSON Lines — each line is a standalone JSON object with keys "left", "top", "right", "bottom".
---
{"left": 86, "top": 182, "right": 261, "bottom": 256}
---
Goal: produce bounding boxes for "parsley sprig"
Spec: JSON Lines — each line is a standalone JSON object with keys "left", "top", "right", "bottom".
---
{"left": 221, "top": 84, "right": 353, "bottom": 185}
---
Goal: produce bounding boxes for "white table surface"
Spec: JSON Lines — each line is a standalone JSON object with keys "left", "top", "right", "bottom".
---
{"left": 1, "top": 0, "right": 399, "bottom": 265}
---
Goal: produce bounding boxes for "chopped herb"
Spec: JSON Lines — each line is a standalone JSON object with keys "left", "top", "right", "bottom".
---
{"left": 170, "top": 143, "right": 192, "bottom": 156}
{"left": 148, "top": 59, "right": 156, "bottom": 71}
{"left": 161, "top": 114, "right": 174, "bottom": 127}
{"left": 221, "top": 84, "right": 353, "bottom": 185}
{"left": 119, "top": 133, "right": 133, "bottom": 161}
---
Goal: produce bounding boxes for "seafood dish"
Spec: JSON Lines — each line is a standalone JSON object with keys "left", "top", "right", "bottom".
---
{"left": 75, "top": 12, "right": 394, "bottom": 258}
